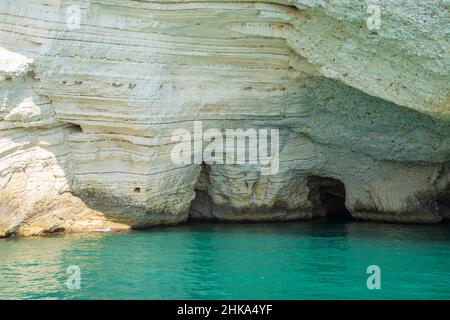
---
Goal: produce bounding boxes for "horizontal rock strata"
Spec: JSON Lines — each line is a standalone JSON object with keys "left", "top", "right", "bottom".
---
{"left": 0, "top": 0, "right": 449, "bottom": 236}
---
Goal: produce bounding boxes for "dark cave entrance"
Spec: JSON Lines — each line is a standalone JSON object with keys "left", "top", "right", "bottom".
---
{"left": 437, "top": 184, "right": 450, "bottom": 219}
{"left": 307, "top": 176, "right": 352, "bottom": 222}
{"left": 188, "top": 189, "right": 214, "bottom": 222}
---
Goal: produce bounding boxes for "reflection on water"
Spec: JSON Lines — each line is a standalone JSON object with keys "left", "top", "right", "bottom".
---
{"left": 0, "top": 221, "right": 450, "bottom": 299}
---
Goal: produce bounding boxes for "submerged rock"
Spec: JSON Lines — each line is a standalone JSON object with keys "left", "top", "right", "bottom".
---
{"left": 0, "top": 0, "right": 449, "bottom": 236}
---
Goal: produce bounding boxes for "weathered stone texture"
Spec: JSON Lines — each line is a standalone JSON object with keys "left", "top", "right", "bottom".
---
{"left": 0, "top": 0, "right": 449, "bottom": 236}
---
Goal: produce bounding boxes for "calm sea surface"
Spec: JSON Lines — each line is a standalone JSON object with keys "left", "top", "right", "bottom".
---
{"left": 1, "top": 221, "right": 449, "bottom": 299}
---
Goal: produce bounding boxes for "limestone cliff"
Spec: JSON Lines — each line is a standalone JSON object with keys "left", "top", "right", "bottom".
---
{"left": 0, "top": 0, "right": 449, "bottom": 236}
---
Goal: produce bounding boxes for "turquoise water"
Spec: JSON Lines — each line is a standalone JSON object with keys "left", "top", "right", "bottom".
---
{"left": 0, "top": 221, "right": 449, "bottom": 300}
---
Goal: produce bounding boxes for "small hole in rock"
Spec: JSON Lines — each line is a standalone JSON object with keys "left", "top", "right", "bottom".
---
{"left": 69, "top": 124, "right": 82, "bottom": 133}
{"left": 134, "top": 187, "right": 141, "bottom": 193}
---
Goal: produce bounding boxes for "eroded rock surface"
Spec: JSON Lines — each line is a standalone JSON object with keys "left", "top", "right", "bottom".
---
{"left": 0, "top": 0, "right": 449, "bottom": 236}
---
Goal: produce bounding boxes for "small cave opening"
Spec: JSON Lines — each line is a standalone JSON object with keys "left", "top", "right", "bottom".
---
{"left": 188, "top": 189, "right": 214, "bottom": 222}
{"left": 437, "top": 184, "right": 450, "bottom": 219}
{"left": 307, "top": 176, "right": 352, "bottom": 222}
{"left": 187, "top": 162, "right": 215, "bottom": 222}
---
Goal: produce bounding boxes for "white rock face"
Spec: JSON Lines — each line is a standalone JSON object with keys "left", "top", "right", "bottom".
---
{"left": 0, "top": 0, "right": 449, "bottom": 236}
